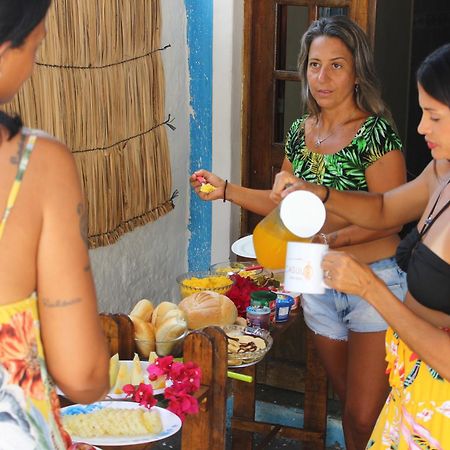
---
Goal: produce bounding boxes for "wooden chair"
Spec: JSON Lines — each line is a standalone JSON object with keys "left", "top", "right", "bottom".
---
{"left": 231, "top": 312, "right": 328, "bottom": 450}
{"left": 98, "top": 314, "right": 228, "bottom": 450}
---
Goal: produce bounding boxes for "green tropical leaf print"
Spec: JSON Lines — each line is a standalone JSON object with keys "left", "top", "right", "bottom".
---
{"left": 404, "top": 360, "right": 421, "bottom": 388}
{"left": 286, "top": 114, "right": 403, "bottom": 192}
{"left": 412, "top": 433, "right": 439, "bottom": 450}
{"left": 427, "top": 367, "right": 443, "bottom": 381}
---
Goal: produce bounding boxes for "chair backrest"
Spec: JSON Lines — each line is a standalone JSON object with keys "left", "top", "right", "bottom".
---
{"left": 99, "top": 313, "right": 135, "bottom": 359}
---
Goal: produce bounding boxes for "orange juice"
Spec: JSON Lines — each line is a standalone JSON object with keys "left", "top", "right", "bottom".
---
{"left": 253, "top": 209, "right": 310, "bottom": 270}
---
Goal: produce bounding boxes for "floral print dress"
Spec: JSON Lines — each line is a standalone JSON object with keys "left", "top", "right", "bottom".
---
{"left": 366, "top": 327, "right": 450, "bottom": 449}
{"left": 0, "top": 132, "right": 70, "bottom": 449}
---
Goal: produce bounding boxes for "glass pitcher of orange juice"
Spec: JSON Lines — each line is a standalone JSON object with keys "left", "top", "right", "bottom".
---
{"left": 253, "top": 191, "right": 326, "bottom": 270}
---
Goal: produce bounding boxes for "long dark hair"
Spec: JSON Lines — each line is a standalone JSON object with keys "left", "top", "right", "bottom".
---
{"left": 417, "top": 43, "right": 450, "bottom": 109}
{"left": 417, "top": 43, "right": 450, "bottom": 174}
{"left": 0, "top": 0, "right": 51, "bottom": 139}
{"left": 297, "top": 15, "right": 392, "bottom": 123}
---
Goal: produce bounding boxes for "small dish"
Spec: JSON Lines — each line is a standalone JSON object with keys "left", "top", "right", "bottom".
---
{"left": 176, "top": 270, "right": 234, "bottom": 298}
{"left": 231, "top": 235, "right": 256, "bottom": 259}
{"left": 222, "top": 324, "right": 273, "bottom": 368}
{"left": 210, "top": 261, "right": 272, "bottom": 279}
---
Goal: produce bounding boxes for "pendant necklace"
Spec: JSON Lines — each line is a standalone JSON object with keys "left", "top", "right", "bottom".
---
{"left": 315, "top": 110, "right": 357, "bottom": 148}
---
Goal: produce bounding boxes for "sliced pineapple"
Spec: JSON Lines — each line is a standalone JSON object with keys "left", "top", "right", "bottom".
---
{"left": 131, "top": 353, "right": 145, "bottom": 385}
{"left": 148, "top": 351, "right": 158, "bottom": 364}
{"left": 112, "top": 361, "right": 131, "bottom": 394}
{"left": 109, "top": 353, "right": 120, "bottom": 388}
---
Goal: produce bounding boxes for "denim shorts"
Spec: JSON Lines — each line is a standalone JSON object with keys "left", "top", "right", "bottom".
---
{"left": 301, "top": 257, "right": 407, "bottom": 340}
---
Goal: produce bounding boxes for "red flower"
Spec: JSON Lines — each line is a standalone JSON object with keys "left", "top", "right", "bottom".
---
{"left": 125, "top": 357, "right": 202, "bottom": 422}
{"left": 123, "top": 383, "right": 157, "bottom": 409}
{"left": 0, "top": 311, "right": 44, "bottom": 400}
{"left": 164, "top": 387, "right": 199, "bottom": 422}
{"left": 170, "top": 361, "right": 201, "bottom": 393}
{"left": 147, "top": 355, "right": 174, "bottom": 380}
{"left": 226, "top": 274, "right": 269, "bottom": 317}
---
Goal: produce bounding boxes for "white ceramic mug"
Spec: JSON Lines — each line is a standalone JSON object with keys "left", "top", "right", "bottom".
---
{"left": 284, "top": 242, "right": 329, "bottom": 294}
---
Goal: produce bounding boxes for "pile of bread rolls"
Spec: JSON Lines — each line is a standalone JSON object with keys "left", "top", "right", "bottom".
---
{"left": 129, "top": 299, "right": 187, "bottom": 357}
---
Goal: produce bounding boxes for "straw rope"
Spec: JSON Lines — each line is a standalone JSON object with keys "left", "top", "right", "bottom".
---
{"left": 4, "top": 0, "right": 173, "bottom": 248}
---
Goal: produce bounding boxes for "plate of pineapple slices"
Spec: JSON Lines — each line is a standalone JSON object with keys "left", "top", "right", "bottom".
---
{"left": 57, "top": 352, "right": 169, "bottom": 400}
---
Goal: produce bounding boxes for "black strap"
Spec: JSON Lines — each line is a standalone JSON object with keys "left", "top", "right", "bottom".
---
{"left": 419, "top": 178, "right": 450, "bottom": 237}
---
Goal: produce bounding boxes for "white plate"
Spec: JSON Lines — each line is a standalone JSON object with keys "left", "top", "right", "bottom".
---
{"left": 62, "top": 401, "right": 181, "bottom": 446}
{"left": 231, "top": 235, "right": 256, "bottom": 258}
{"left": 57, "top": 361, "right": 167, "bottom": 399}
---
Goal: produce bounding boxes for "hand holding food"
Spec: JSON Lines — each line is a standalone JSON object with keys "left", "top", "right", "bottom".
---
{"left": 190, "top": 169, "right": 225, "bottom": 201}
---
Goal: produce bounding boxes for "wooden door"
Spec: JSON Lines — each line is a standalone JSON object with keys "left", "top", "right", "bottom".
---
{"left": 242, "top": 0, "right": 377, "bottom": 234}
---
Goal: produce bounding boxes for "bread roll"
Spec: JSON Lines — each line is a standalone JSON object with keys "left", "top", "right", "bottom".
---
{"left": 178, "top": 291, "right": 238, "bottom": 329}
{"left": 129, "top": 316, "right": 155, "bottom": 358}
{"left": 129, "top": 299, "right": 154, "bottom": 322}
{"left": 155, "top": 315, "right": 187, "bottom": 356}
{"left": 151, "top": 301, "right": 178, "bottom": 329}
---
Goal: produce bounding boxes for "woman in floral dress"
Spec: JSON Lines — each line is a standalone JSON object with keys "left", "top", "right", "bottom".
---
{"left": 0, "top": 1, "right": 110, "bottom": 448}
{"left": 272, "top": 43, "right": 450, "bottom": 449}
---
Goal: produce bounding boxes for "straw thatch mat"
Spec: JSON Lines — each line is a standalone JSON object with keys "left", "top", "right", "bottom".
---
{"left": 5, "top": 0, "right": 174, "bottom": 248}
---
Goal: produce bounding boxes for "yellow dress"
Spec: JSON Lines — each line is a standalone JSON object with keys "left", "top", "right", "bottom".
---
{"left": 367, "top": 327, "right": 450, "bottom": 449}
{"left": 0, "top": 133, "right": 70, "bottom": 449}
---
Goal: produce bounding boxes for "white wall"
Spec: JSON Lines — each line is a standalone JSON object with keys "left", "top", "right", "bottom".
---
{"left": 90, "top": 0, "right": 191, "bottom": 313}
{"left": 211, "top": 0, "right": 244, "bottom": 264}
{"left": 89, "top": 0, "right": 245, "bottom": 312}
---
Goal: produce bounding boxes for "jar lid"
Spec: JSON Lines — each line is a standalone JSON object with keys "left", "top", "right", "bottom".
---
{"left": 250, "top": 290, "right": 277, "bottom": 301}
{"left": 246, "top": 306, "right": 271, "bottom": 315}
{"left": 280, "top": 190, "right": 326, "bottom": 237}
{"left": 276, "top": 293, "right": 294, "bottom": 306}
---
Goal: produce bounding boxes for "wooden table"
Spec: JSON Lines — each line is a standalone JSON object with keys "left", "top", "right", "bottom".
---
{"left": 230, "top": 309, "right": 328, "bottom": 450}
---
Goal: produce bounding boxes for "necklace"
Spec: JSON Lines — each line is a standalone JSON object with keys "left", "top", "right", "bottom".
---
{"left": 314, "top": 110, "right": 357, "bottom": 148}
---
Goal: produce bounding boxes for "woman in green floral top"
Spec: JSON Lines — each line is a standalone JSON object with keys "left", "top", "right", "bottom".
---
{"left": 191, "top": 16, "right": 407, "bottom": 450}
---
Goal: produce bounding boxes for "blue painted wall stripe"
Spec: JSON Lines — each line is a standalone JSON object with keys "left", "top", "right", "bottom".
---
{"left": 186, "top": 0, "right": 213, "bottom": 271}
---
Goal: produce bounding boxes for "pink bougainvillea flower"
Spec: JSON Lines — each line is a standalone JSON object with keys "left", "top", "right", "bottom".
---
{"left": 147, "top": 355, "right": 174, "bottom": 380}
{"left": 122, "top": 383, "right": 157, "bottom": 409}
{"left": 0, "top": 311, "right": 45, "bottom": 400}
{"left": 164, "top": 388, "right": 199, "bottom": 422}
{"left": 170, "top": 362, "right": 202, "bottom": 393}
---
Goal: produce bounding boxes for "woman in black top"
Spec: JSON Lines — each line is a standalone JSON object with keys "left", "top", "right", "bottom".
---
{"left": 271, "top": 43, "right": 450, "bottom": 449}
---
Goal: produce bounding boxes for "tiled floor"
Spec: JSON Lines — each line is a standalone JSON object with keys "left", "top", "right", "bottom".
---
{"left": 152, "top": 384, "right": 344, "bottom": 449}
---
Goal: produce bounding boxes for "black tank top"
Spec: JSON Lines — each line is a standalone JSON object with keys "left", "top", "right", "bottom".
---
{"left": 395, "top": 179, "right": 450, "bottom": 315}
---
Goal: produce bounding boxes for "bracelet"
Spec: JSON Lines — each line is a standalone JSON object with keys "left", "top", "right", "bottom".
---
{"left": 322, "top": 185, "right": 330, "bottom": 204}
{"left": 223, "top": 179, "right": 228, "bottom": 203}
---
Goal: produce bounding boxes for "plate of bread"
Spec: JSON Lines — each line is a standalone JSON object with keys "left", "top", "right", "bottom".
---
{"left": 62, "top": 401, "right": 181, "bottom": 446}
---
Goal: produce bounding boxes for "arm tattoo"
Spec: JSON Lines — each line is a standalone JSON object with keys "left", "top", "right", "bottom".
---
{"left": 42, "top": 297, "right": 82, "bottom": 308}
{"left": 77, "top": 203, "right": 91, "bottom": 272}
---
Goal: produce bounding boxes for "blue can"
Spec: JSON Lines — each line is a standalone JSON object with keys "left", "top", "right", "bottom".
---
{"left": 275, "top": 294, "right": 294, "bottom": 322}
